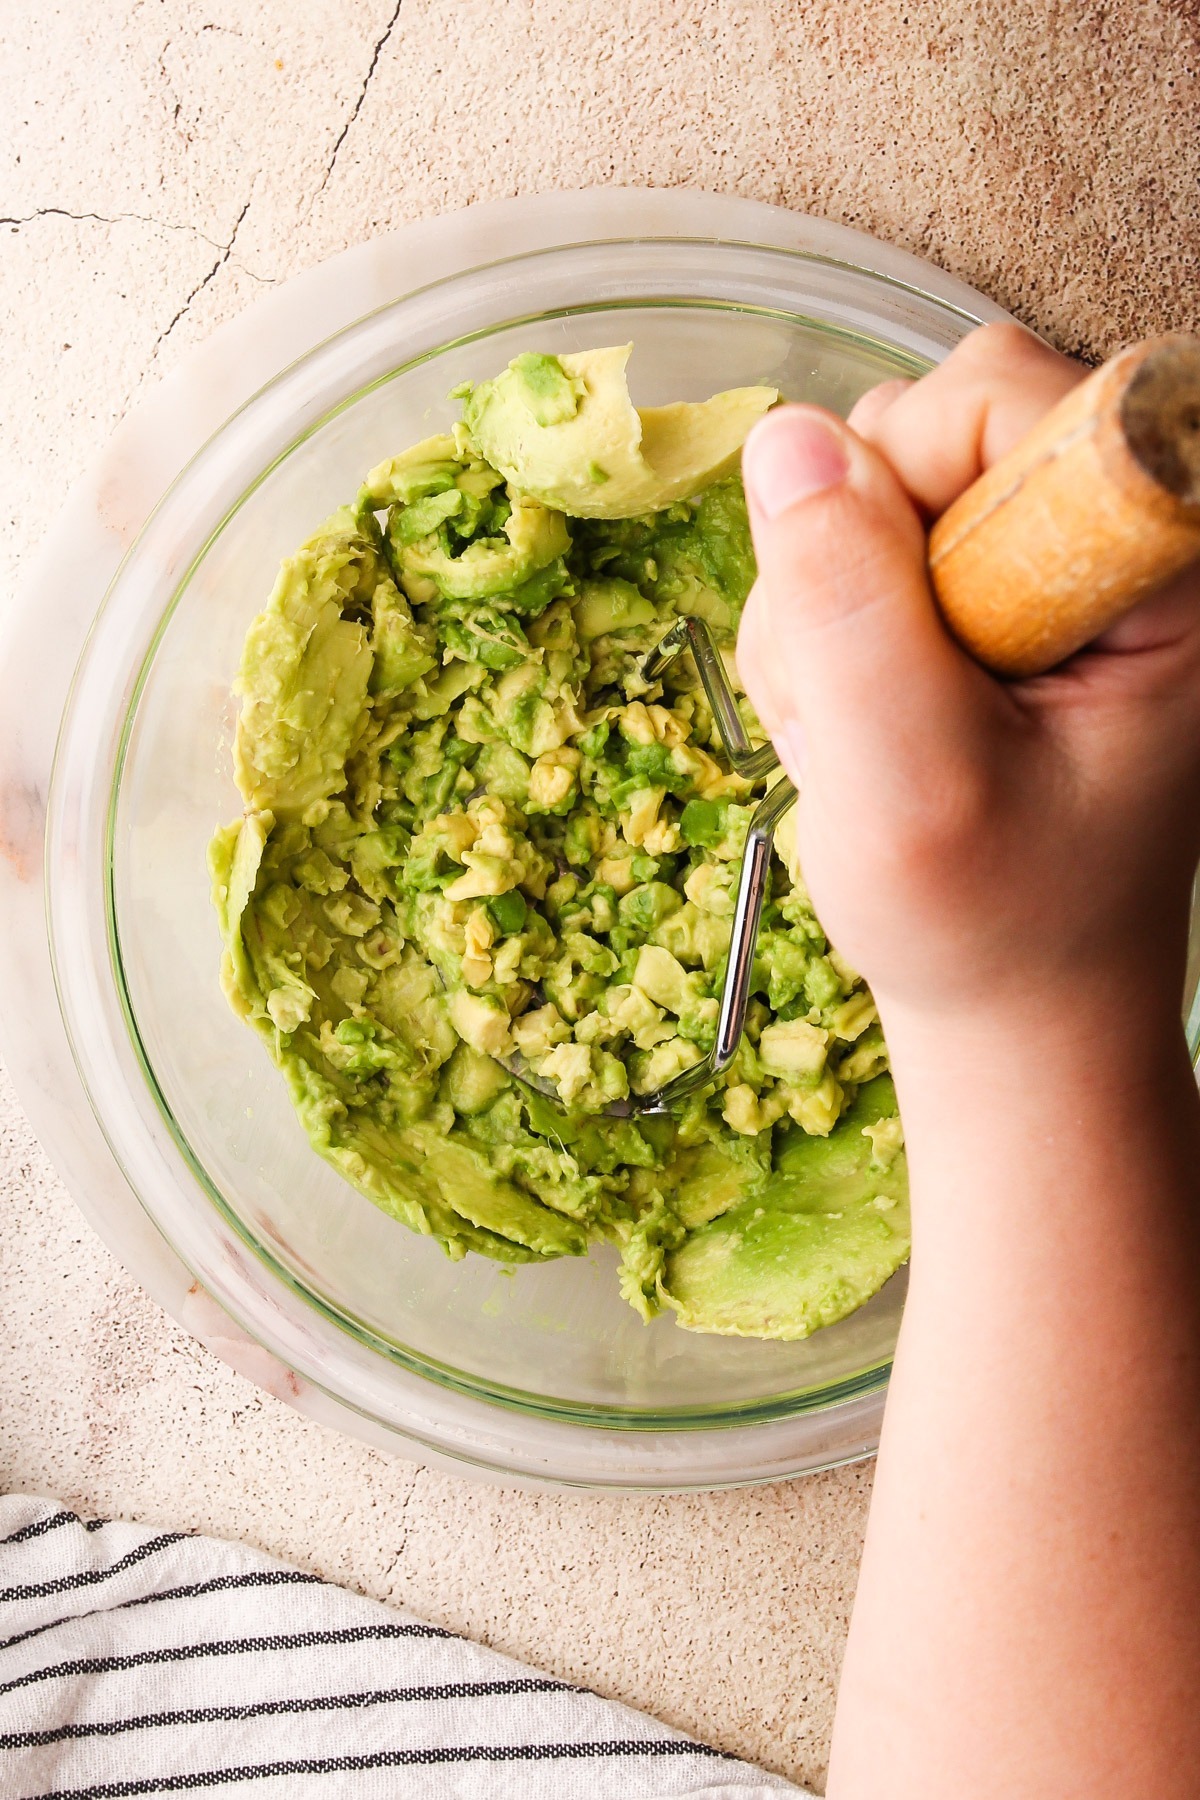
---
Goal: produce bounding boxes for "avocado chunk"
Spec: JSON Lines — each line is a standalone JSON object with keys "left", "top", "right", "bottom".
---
{"left": 358, "top": 434, "right": 464, "bottom": 510}
{"left": 395, "top": 495, "right": 570, "bottom": 603}
{"left": 463, "top": 344, "right": 778, "bottom": 518}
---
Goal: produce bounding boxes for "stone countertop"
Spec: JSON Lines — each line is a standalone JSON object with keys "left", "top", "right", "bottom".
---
{"left": 2, "top": 3, "right": 1197, "bottom": 1789}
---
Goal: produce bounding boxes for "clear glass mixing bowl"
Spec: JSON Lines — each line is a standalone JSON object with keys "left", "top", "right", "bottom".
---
{"left": 47, "top": 234, "right": 1018, "bottom": 1486}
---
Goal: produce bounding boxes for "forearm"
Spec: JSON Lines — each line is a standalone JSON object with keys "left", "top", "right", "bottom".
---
{"left": 828, "top": 984, "right": 1200, "bottom": 1799}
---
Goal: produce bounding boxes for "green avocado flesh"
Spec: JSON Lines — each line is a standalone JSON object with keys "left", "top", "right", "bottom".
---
{"left": 209, "top": 346, "right": 909, "bottom": 1339}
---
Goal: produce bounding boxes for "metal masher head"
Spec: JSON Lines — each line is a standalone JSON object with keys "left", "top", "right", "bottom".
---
{"left": 490, "top": 616, "right": 797, "bottom": 1117}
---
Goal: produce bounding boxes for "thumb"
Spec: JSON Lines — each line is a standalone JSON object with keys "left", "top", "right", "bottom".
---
{"left": 737, "top": 405, "right": 982, "bottom": 786}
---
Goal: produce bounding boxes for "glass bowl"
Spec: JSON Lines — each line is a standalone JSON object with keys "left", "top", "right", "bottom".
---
{"left": 47, "top": 233, "right": 1011, "bottom": 1487}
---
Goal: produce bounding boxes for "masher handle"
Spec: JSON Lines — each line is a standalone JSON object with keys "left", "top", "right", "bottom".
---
{"left": 929, "top": 334, "right": 1200, "bottom": 677}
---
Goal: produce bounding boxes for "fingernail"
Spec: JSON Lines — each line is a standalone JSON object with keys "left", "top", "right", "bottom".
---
{"left": 776, "top": 720, "right": 808, "bottom": 787}
{"left": 743, "top": 410, "right": 849, "bottom": 520}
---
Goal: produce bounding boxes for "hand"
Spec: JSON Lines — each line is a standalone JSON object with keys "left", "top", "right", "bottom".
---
{"left": 736, "top": 322, "right": 1200, "bottom": 1028}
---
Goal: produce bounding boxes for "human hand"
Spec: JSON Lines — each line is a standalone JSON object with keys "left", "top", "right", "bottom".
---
{"left": 737, "top": 323, "right": 1200, "bottom": 1030}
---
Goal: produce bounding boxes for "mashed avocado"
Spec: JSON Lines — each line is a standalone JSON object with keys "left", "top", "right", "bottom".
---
{"left": 209, "top": 347, "right": 909, "bottom": 1339}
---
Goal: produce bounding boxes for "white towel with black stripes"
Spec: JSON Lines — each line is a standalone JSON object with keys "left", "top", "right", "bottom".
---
{"left": 0, "top": 1496, "right": 808, "bottom": 1799}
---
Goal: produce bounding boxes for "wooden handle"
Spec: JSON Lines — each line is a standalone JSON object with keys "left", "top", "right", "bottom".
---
{"left": 929, "top": 334, "right": 1200, "bottom": 677}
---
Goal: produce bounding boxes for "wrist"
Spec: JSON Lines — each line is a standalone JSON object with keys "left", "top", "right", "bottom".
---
{"left": 878, "top": 969, "right": 1193, "bottom": 1134}
{"left": 878, "top": 970, "right": 1200, "bottom": 1273}
{"left": 879, "top": 964, "right": 1184, "bottom": 1068}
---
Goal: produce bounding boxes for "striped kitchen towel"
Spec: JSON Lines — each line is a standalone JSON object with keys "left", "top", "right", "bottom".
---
{"left": 0, "top": 1496, "right": 807, "bottom": 1799}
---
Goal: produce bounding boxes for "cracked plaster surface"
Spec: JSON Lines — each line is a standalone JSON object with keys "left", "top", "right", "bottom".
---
{"left": 2, "top": 2, "right": 1199, "bottom": 1790}
{"left": 318, "top": 0, "right": 405, "bottom": 195}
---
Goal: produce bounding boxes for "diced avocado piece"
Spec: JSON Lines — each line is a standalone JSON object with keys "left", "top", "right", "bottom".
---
{"left": 631, "top": 1035, "right": 704, "bottom": 1095}
{"left": 387, "top": 488, "right": 464, "bottom": 547}
{"left": 621, "top": 740, "right": 695, "bottom": 797}
{"left": 757, "top": 1018, "right": 829, "bottom": 1082}
{"left": 443, "top": 1042, "right": 510, "bottom": 1115}
{"left": 837, "top": 1023, "right": 889, "bottom": 1084}
{"left": 369, "top": 948, "right": 458, "bottom": 1067}
{"left": 440, "top": 606, "right": 530, "bottom": 671}
{"left": 631, "top": 944, "right": 693, "bottom": 1014}
{"left": 408, "top": 660, "right": 482, "bottom": 721}
{"left": 472, "top": 742, "right": 531, "bottom": 805}
{"left": 370, "top": 581, "right": 438, "bottom": 696}
{"left": 395, "top": 496, "right": 570, "bottom": 602}
{"left": 487, "top": 889, "right": 528, "bottom": 936}
{"left": 463, "top": 344, "right": 777, "bottom": 518}
{"left": 828, "top": 991, "right": 878, "bottom": 1042}
{"left": 572, "top": 578, "right": 657, "bottom": 640}
{"left": 358, "top": 434, "right": 462, "bottom": 508}
{"left": 679, "top": 798, "right": 723, "bottom": 847}
{"left": 349, "top": 828, "right": 410, "bottom": 900}
{"left": 324, "top": 890, "right": 380, "bottom": 937}
{"left": 804, "top": 955, "right": 842, "bottom": 1009}
{"left": 449, "top": 990, "right": 513, "bottom": 1057}
{"left": 492, "top": 557, "right": 574, "bottom": 620}
{"left": 619, "top": 881, "right": 683, "bottom": 934}
{"left": 653, "top": 901, "right": 729, "bottom": 970}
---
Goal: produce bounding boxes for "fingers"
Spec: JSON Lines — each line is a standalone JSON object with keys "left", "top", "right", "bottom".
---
{"left": 846, "top": 378, "right": 913, "bottom": 438}
{"left": 737, "top": 404, "right": 990, "bottom": 783}
{"left": 852, "top": 323, "right": 1085, "bottom": 517}
{"left": 845, "top": 325, "right": 1200, "bottom": 692}
{"left": 1091, "top": 566, "right": 1200, "bottom": 660}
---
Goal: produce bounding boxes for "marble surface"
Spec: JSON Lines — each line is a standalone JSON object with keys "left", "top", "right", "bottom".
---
{"left": 4, "top": 3, "right": 1199, "bottom": 1790}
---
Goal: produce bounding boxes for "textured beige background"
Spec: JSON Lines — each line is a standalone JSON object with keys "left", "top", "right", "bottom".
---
{"left": 2, "top": 2, "right": 1198, "bottom": 1789}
